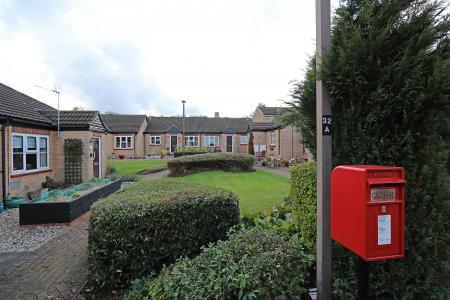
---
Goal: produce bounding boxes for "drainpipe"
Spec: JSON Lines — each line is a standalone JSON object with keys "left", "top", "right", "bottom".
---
{"left": 278, "top": 128, "right": 281, "bottom": 157}
{"left": 291, "top": 126, "right": 294, "bottom": 159}
{"left": 2, "top": 120, "right": 9, "bottom": 208}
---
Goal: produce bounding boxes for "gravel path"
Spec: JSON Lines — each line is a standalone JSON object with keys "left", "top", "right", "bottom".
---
{"left": 0, "top": 208, "right": 66, "bottom": 253}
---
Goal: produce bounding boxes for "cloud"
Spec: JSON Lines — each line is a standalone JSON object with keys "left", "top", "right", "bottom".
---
{"left": 0, "top": 0, "right": 340, "bottom": 117}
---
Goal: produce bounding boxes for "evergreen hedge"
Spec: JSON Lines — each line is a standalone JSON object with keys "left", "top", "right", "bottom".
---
{"left": 167, "top": 153, "right": 255, "bottom": 176}
{"left": 125, "top": 229, "right": 315, "bottom": 300}
{"left": 289, "top": 162, "right": 317, "bottom": 248}
{"left": 286, "top": 0, "right": 450, "bottom": 297}
{"left": 88, "top": 180, "right": 240, "bottom": 288}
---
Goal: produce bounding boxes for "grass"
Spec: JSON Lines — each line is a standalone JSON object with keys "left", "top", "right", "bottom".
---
{"left": 174, "top": 170, "right": 289, "bottom": 215}
{"left": 107, "top": 159, "right": 167, "bottom": 176}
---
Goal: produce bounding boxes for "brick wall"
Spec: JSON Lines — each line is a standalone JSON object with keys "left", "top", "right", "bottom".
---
{"left": 145, "top": 134, "right": 169, "bottom": 156}
{"left": 134, "top": 119, "right": 147, "bottom": 157}
{"left": 253, "top": 109, "right": 275, "bottom": 122}
{"left": 5, "top": 128, "right": 107, "bottom": 199}
{"left": 279, "top": 125, "right": 305, "bottom": 159}
{"left": 145, "top": 133, "right": 249, "bottom": 154}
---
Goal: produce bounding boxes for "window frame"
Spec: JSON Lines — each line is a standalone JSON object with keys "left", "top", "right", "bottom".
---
{"left": 115, "top": 135, "right": 134, "bottom": 149}
{"left": 11, "top": 133, "right": 49, "bottom": 175}
{"left": 270, "top": 132, "right": 276, "bottom": 145}
{"left": 204, "top": 135, "right": 219, "bottom": 147}
{"left": 240, "top": 135, "right": 248, "bottom": 145}
{"left": 150, "top": 135, "right": 161, "bottom": 145}
{"left": 184, "top": 136, "right": 200, "bottom": 147}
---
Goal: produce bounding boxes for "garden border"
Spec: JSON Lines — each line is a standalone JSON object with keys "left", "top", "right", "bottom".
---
{"left": 19, "top": 180, "right": 122, "bottom": 225}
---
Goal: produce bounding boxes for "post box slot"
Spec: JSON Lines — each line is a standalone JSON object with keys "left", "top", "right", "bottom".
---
{"left": 367, "top": 178, "right": 405, "bottom": 186}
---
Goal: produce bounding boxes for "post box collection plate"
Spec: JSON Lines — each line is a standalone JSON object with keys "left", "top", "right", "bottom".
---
{"left": 371, "top": 188, "right": 395, "bottom": 201}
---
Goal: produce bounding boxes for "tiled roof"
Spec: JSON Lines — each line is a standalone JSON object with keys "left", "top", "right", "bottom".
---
{"left": 145, "top": 117, "right": 250, "bottom": 134}
{"left": 0, "top": 82, "right": 56, "bottom": 125}
{"left": 258, "top": 106, "right": 289, "bottom": 116}
{"left": 251, "top": 122, "right": 283, "bottom": 131}
{"left": 39, "top": 110, "right": 107, "bottom": 132}
{"left": 100, "top": 114, "right": 147, "bottom": 133}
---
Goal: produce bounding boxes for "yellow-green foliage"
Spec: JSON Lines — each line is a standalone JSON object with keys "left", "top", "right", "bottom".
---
{"left": 289, "top": 162, "right": 316, "bottom": 248}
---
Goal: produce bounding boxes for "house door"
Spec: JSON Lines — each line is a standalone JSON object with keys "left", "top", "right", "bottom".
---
{"left": 226, "top": 136, "right": 233, "bottom": 152}
{"left": 170, "top": 136, "right": 178, "bottom": 153}
{"left": 92, "top": 137, "right": 100, "bottom": 178}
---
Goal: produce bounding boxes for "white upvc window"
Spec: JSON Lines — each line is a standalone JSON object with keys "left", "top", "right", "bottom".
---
{"left": 204, "top": 136, "right": 219, "bottom": 147}
{"left": 150, "top": 135, "right": 161, "bottom": 145}
{"left": 184, "top": 136, "right": 199, "bottom": 147}
{"left": 270, "top": 132, "right": 276, "bottom": 145}
{"left": 115, "top": 136, "right": 133, "bottom": 149}
{"left": 12, "top": 133, "right": 49, "bottom": 174}
{"left": 240, "top": 135, "right": 248, "bottom": 145}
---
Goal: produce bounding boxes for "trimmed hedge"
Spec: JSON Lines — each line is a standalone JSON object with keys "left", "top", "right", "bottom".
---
{"left": 125, "top": 229, "right": 315, "bottom": 299}
{"left": 289, "top": 162, "right": 316, "bottom": 248}
{"left": 167, "top": 153, "right": 255, "bottom": 176}
{"left": 88, "top": 180, "right": 240, "bottom": 288}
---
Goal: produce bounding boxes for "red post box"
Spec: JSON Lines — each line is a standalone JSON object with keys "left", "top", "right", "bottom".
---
{"left": 331, "top": 165, "right": 405, "bottom": 261}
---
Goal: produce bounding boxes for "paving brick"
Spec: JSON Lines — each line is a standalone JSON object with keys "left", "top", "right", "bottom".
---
{"left": 0, "top": 213, "right": 90, "bottom": 300}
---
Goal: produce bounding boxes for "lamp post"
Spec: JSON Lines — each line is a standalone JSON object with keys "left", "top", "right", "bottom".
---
{"left": 316, "top": 0, "right": 332, "bottom": 299}
{"left": 182, "top": 100, "right": 186, "bottom": 156}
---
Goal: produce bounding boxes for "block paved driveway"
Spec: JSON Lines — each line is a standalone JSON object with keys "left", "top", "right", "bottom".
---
{"left": 0, "top": 213, "right": 90, "bottom": 300}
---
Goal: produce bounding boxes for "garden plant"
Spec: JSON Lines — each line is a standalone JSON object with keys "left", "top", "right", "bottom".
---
{"left": 88, "top": 180, "right": 240, "bottom": 288}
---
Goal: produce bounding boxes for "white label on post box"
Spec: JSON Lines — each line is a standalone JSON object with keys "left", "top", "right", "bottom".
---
{"left": 378, "top": 215, "right": 391, "bottom": 245}
{"left": 371, "top": 188, "right": 395, "bottom": 201}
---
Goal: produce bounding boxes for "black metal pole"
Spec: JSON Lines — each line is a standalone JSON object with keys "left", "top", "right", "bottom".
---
{"left": 357, "top": 257, "right": 370, "bottom": 300}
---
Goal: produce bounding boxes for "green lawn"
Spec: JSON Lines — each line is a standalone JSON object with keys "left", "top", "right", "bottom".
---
{"left": 175, "top": 170, "right": 289, "bottom": 215}
{"left": 107, "top": 159, "right": 167, "bottom": 176}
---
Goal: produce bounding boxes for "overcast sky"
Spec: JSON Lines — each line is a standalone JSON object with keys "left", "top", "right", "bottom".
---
{"left": 0, "top": 0, "right": 339, "bottom": 117}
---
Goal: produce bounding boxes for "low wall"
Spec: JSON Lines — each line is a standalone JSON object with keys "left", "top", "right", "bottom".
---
{"left": 19, "top": 180, "right": 122, "bottom": 225}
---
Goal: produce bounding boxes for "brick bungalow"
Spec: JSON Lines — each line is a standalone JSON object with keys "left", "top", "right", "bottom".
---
{"left": 100, "top": 114, "right": 148, "bottom": 159}
{"left": 144, "top": 115, "right": 250, "bottom": 155}
{"left": 251, "top": 106, "right": 307, "bottom": 160}
{"left": 0, "top": 83, "right": 107, "bottom": 204}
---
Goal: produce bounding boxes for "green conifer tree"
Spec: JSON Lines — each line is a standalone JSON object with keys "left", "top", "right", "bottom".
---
{"left": 287, "top": 0, "right": 450, "bottom": 298}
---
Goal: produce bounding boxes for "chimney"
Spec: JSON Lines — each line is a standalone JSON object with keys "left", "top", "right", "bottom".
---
{"left": 214, "top": 112, "right": 220, "bottom": 118}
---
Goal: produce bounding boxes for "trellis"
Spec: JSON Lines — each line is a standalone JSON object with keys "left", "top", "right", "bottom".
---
{"left": 64, "top": 139, "right": 83, "bottom": 184}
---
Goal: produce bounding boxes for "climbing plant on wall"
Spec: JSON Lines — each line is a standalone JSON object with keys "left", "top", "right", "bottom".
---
{"left": 64, "top": 139, "right": 83, "bottom": 184}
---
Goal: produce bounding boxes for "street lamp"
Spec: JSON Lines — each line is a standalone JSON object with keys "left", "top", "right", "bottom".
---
{"left": 182, "top": 100, "right": 186, "bottom": 155}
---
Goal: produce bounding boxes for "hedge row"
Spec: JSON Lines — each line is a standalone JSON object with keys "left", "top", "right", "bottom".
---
{"left": 88, "top": 180, "right": 240, "bottom": 288}
{"left": 125, "top": 229, "right": 315, "bottom": 299}
{"left": 289, "top": 161, "right": 317, "bottom": 248}
{"left": 167, "top": 153, "right": 255, "bottom": 176}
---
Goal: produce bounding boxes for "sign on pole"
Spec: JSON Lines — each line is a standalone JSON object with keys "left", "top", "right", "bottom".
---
{"left": 315, "top": 0, "right": 332, "bottom": 299}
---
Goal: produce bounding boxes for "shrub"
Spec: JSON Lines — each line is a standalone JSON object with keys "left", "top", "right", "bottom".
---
{"left": 286, "top": 0, "right": 450, "bottom": 297}
{"left": 240, "top": 197, "right": 297, "bottom": 237}
{"left": 125, "top": 229, "right": 315, "bottom": 300}
{"left": 175, "top": 147, "right": 208, "bottom": 153}
{"left": 289, "top": 162, "right": 317, "bottom": 248}
{"left": 167, "top": 153, "right": 255, "bottom": 176}
{"left": 88, "top": 180, "right": 240, "bottom": 288}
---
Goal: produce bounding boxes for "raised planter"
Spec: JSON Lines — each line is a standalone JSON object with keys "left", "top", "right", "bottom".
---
{"left": 19, "top": 180, "right": 122, "bottom": 225}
